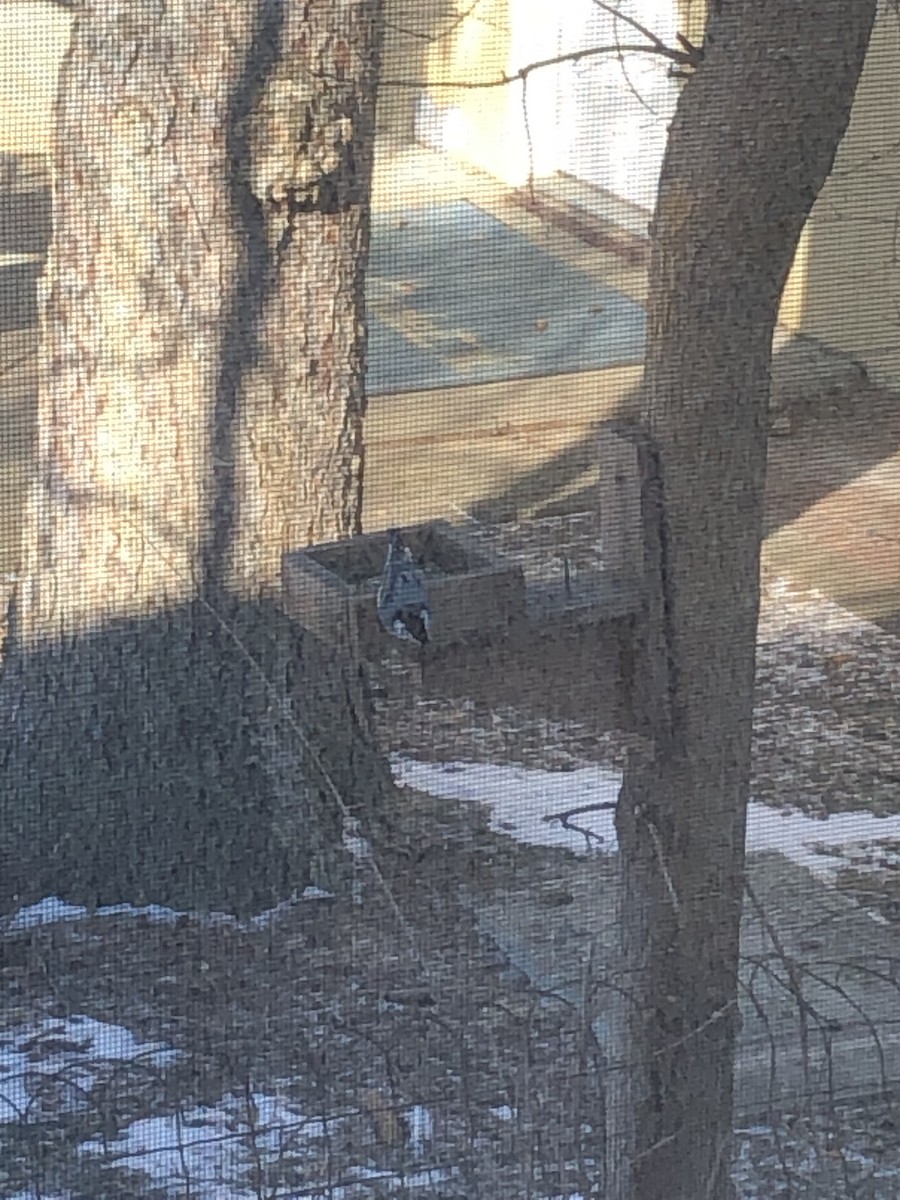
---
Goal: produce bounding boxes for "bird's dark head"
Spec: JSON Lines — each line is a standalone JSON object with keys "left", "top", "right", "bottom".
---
{"left": 396, "top": 608, "right": 430, "bottom": 646}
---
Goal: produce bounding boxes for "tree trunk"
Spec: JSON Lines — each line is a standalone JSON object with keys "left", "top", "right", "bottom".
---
{"left": 605, "top": 3, "right": 876, "bottom": 1198}
{"left": 226, "top": 0, "right": 383, "bottom": 590}
{"left": 0, "top": 0, "right": 389, "bottom": 917}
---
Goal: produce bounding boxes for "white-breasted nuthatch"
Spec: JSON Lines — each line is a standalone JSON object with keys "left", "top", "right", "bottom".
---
{"left": 376, "top": 528, "right": 432, "bottom": 646}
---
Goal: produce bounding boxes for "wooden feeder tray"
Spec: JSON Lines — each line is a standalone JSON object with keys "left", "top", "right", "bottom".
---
{"left": 282, "top": 426, "right": 646, "bottom": 730}
{"left": 282, "top": 520, "right": 527, "bottom": 659}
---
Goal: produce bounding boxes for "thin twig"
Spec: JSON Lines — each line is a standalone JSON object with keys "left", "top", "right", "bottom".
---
{"left": 379, "top": 41, "right": 696, "bottom": 91}
{"left": 387, "top": 0, "right": 484, "bottom": 45}
{"left": 542, "top": 800, "right": 618, "bottom": 823}
{"left": 641, "top": 810, "right": 680, "bottom": 913}
{"left": 592, "top": 0, "right": 676, "bottom": 55}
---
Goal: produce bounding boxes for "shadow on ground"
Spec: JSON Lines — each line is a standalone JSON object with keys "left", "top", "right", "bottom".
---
{"left": 3, "top": 177, "right": 900, "bottom": 628}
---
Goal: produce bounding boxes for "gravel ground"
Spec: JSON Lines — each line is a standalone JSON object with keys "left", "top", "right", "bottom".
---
{"left": 734, "top": 1100, "right": 900, "bottom": 1199}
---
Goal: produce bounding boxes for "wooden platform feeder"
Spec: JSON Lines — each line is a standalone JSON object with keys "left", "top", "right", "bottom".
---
{"left": 417, "top": 424, "right": 646, "bottom": 730}
{"left": 282, "top": 519, "right": 527, "bottom": 660}
{"left": 281, "top": 425, "right": 645, "bottom": 731}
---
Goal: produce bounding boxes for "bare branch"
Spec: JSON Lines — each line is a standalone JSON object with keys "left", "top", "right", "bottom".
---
{"left": 542, "top": 801, "right": 617, "bottom": 824}
{"left": 592, "top": 0, "right": 704, "bottom": 68}
{"left": 380, "top": 40, "right": 695, "bottom": 91}
{"left": 542, "top": 799, "right": 617, "bottom": 853}
{"left": 592, "top": 0, "right": 673, "bottom": 56}
{"left": 600, "top": 0, "right": 672, "bottom": 121}
{"left": 386, "top": 0, "right": 485, "bottom": 45}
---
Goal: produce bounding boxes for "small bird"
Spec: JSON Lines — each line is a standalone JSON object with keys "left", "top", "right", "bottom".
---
{"left": 376, "top": 528, "right": 432, "bottom": 646}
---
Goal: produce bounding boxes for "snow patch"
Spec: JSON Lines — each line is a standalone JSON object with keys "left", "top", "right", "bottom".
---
{"left": 391, "top": 757, "right": 900, "bottom": 882}
{"left": 0, "top": 1014, "right": 180, "bottom": 1124}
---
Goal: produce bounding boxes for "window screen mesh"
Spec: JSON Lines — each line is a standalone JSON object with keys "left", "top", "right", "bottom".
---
{"left": 1, "top": 2, "right": 899, "bottom": 1197}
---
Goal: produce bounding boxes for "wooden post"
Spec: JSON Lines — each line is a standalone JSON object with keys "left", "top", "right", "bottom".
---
{"left": 597, "top": 424, "right": 643, "bottom": 587}
{"left": 597, "top": 423, "right": 644, "bottom": 730}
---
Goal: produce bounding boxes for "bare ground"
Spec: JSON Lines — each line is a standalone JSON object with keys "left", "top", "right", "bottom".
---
{"left": 0, "top": 790, "right": 606, "bottom": 1198}
{"left": 2, "top": 512, "right": 900, "bottom": 1196}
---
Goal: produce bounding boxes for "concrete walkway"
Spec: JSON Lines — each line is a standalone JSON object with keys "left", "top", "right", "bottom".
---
{"left": 467, "top": 851, "right": 900, "bottom": 1122}
{"left": 5, "top": 141, "right": 900, "bottom": 624}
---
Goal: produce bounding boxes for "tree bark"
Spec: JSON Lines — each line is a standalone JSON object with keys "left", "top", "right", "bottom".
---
{"left": 605, "top": 3, "right": 876, "bottom": 1198}
{"left": 226, "top": 0, "right": 382, "bottom": 590}
{"left": 0, "top": 0, "right": 389, "bottom": 916}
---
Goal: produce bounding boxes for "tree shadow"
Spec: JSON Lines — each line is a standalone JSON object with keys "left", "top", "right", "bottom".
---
{"left": 467, "top": 416, "right": 617, "bottom": 526}
{"left": 0, "top": 595, "right": 392, "bottom": 917}
{"left": 204, "top": 0, "right": 285, "bottom": 588}
{"left": 461, "top": 349, "right": 900, "bottom": 630}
